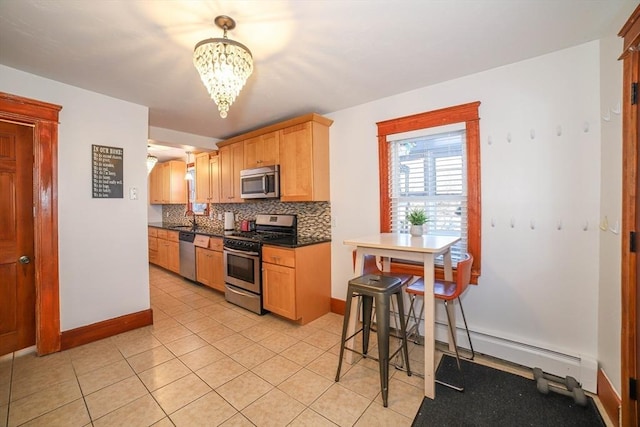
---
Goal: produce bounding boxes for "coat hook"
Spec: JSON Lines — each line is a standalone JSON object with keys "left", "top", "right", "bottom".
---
{"left": 510, "top": 218, "right": 515, "bottom": 228}
{"left": 602, "top": 109, "right": 611, "bottom": 122}
{"left": 611, "top": 102, "right": 621, "bottom": 115}
{"left": 507, "top": 132, "right": 512, "bottom": 143}
{"left": 599, "top": 216, "right": 609, "bottom": 231}
{"left": 583, "top": 121, "right": 589, "bottom": 133}
{"left": 610, "top": 220, "right": 620, "bottom": 235}
{"left": 556, "top": 125, "right": 562, "bottom": 136}
{"left": 530, "top": 220, "right": 535, "bottom": 230}
{"left": 556, "top": 220, "right": 562, "bottom": 231}
{"left": 583, "top": 221, "right": 589, "bottom": 231}
{"left": 487, "top": 136, "right": 492, "bottom": 145}
{"left": 530, "top": 129, "right": 535, "bottom": 140}
{"left": 491, "top": 218, "right": 495, "bottom": 228}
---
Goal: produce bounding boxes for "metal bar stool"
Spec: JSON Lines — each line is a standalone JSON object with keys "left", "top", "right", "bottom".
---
{"left": 335, "top": 273, "right": 412, "bottom": 407}
{"left": 405, "top": 253, "right": 475, "bottom": 391}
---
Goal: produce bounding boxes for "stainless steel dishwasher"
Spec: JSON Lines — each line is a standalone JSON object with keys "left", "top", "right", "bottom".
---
{"left": 178, "top": 231, "right": 196, "bottom": 281}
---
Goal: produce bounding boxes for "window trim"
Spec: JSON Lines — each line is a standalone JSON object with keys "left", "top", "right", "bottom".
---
{"left": 377, "top": 101, "right": 481, "bottom": 283}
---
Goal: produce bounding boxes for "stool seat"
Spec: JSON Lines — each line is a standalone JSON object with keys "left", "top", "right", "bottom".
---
{"left": 336, "top": 272, "right": 412, "bottom": 407}
{"left": 349, "top": 274, "right": 403, "bottom": 293}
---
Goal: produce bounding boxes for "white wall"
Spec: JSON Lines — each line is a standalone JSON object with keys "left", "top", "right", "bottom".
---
{"left": 0, "top": 65, "right": 151, "bottom": 331}
{"left": 598, "top": 33, "right": 624, "bottom": 395}
{"left": 329, "top": 41, "right": 603, "bottom": 390}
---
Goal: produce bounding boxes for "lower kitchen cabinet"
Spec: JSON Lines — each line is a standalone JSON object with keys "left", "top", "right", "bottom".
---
{"left": 149, "top": 227, "right": 180, "bottom": 274}
{"left": 195, "top": 237, "right": 224, "bottom": 291}
{"left": 262, "top": 242, "right": 330, "bottom": 325}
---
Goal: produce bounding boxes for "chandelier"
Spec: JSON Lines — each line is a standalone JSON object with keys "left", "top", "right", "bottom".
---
{"left": 146, "top": 154, "right": 158, "bottom": 174}
{"left": 193, "top": 15, "right": 253, "bottom": 118}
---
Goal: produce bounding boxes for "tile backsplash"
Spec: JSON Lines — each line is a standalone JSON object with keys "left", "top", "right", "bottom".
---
{"left": 163, "top": 201, "right": 331, "bottom": 239}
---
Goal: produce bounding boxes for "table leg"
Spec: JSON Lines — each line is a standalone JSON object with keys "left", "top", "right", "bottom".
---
{"left": 422, "top": 253, "right": 435, "bottom": 399}
{"left": 345, "top": 248, "right": 365, "bottom": 364}
{"left": 442, "top": 249, "right": 456, "bottom": 353}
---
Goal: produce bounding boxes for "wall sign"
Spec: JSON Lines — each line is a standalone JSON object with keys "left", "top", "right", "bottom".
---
{"left": 92, "top": 144, "right": 123, "bottom": 198}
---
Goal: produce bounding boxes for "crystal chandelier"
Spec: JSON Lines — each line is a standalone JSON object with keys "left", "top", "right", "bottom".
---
{"left": 146, "top": 154, "right": 158, "bottom": 174}
{"left": 193, "top": 15, "right": 253, "bottom": 118}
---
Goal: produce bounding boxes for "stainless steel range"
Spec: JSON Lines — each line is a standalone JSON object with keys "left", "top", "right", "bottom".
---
{"left": 223, "top": 214, "right": 297, "bottom": 314}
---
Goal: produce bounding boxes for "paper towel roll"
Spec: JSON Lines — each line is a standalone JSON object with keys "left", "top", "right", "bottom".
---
{"left": 224, "top": 212, "right": 234, "bottom": 233}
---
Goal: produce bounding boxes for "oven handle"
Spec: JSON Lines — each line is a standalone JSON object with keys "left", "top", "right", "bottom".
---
{"left": 224, "top": 247, "right": 260, "bottom": 257}
{"left": 226, "top": 284, "right": 255, "bottom": 298}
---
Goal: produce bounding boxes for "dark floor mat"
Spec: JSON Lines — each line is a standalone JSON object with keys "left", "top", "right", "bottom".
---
{"left": 412, "top": 355, "right": 605, "bottom": 427}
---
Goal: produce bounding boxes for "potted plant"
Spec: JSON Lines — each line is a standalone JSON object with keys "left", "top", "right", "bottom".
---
{"left": 407, "top": 208, "right": 429, "bottom": 236}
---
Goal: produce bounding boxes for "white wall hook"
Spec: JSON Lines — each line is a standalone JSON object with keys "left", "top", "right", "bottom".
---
{"left": 612, "top": 102, "right": 621, "bottom": 115}
{"left": 610, "top": 220, "right": 620, "bottom": 235}
{"left": 583, "top": 121, "right": 589, "bottom": 133}
{"left": 556, "top": 125, "right": 562, "bottom": 136}
{"left": 530, "top": 220, "right": 535, "bottom": 230}
{"left": 530, "top": 129, "right": 535, "bottom": 139}
{"left": 602, "top": 109, "right": 611, "bottom": 122}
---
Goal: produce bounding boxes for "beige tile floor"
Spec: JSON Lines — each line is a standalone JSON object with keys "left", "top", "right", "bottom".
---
{"left": 1, "top": 265, "right": 612, "bottom": 427}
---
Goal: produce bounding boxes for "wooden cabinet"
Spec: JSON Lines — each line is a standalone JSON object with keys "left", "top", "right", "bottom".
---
{"left": 279, "top": 120, "right": 330, "bottom": 202}
{"left": 149, "top": 164, "right": 163, "bottom": 204}
{"left": 195, "top": 152, "right": 220, "bottom": 204}
{"left": 149, "top": 227, "right": 180, "bottom": 274}
{"left": 244, "top": 130, "right": 279, "bottom": 168}
{"left": 262, "top": 242, "right": 331, "bottom": 325}
{"left": 220, "top": 142, "right": 244, "bottom": 203}
{"left": 149, "top": 160, "right": 187, "bottom": 204}
{"left": 195, "top": 236, "right": 224, "bottom": 291}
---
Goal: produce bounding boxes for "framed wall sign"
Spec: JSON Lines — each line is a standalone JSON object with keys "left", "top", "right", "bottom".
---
{"left": 92, "top": 144, "right": 123, "bottom": 198}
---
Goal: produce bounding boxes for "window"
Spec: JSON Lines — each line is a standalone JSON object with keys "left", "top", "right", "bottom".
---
{"left": 377, "top": 102, "right": 481, "bottom": 283}
{"left": 389, "top": 128, "right": 467, "bottom": 262}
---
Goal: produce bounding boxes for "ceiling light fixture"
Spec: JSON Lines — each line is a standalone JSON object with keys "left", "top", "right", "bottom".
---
{"left": 185, "top": 151, "right": 194, "bottom": 181}
{"left": 193, "top": 15, "right": 253, "bottom": 119}
{"left": 146, "top": 147, "right": 158, "bottom": 174}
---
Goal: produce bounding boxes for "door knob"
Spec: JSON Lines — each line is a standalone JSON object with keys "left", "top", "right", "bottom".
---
{"left": 19, "top": 255, "right": 30, "bottom": 264}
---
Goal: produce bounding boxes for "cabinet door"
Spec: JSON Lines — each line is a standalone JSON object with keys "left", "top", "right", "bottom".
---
{"left": 196, "top": 247, "right": 214, "bottom": 287}
{"left": 260, "top": 131, "right": 280, "bottom": 166}
{"left": 167, "top": 241, "right": 180, "bottom": 273}
{"left": 195, "top": 153, "right": 211, "bottom": 203}
{"left": 156, "top": 240, "right": 169, "bottom": 269}
{"left": 168, "top": 161, "right": 187, "bottom": 204}
{"left": 148, "top": 236, "right": 159, "bottom": 264}
{"left": 279, "top": 121, "right": 329, "bottom": 202}
{"left": 244, "top": 136, "right": 261, "bottom": 169}
{"left": 161, "top": 163, "right": 171, "bottom": 203}
{"left": 220, "top": 143, "right": 244, "bottom": 203}
{"left": 209, "top": 155, "right": 220, "bottom": 203}
{"left": 262, "top": 262, "right": 297, "bottom": 320}
{"left": 211, "top": 250, "right": 224, "bottom": 292}
{"left": 149, "top": 166, "right": 163, "bottom": 204}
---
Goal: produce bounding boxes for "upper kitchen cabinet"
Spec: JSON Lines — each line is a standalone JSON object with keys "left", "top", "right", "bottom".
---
{"left": 219, "top": 142, "right": 244, "bottom": 203}
{"left": 149, "top": 160, "right": 187, "bottom": 204}
{"left": 244, "top": 130, "right": 279, "bottom": 169}
{"left": 195, "top": 152, "right": 220, "bottom": 204}
{"left": 279, "top": 117, "right": 331, "bottom": 202}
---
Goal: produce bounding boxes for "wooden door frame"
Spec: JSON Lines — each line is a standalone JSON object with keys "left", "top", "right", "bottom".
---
{"left": 619, "top": 5, "right": 640, "bottom": 426}
{"left": 0, "top": 92, "right": 61, "bottom": 355}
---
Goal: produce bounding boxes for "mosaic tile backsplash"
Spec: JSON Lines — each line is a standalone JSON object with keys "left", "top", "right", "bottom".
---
{"left": 163, "top": 201, "right": 331, "bottom": 239}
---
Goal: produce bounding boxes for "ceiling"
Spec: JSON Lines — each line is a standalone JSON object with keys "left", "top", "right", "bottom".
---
{"left": 1, "top": 1, "right": 636, "bottom": 151}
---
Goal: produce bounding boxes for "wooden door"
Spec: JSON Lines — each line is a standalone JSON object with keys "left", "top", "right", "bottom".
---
{"left": 211, "top": 250, "right": 224, "bottom": 292}
{"left": 262, "top": 262, "right": 297, "bottom": 320}
{"left": 280, "top": 123, "right": 313, "bottom": 201}
{"left": 196, "top": 247, "right": 213, "bottom": 287}
{"left": 260, "top": 131, "right": 280, "bottom": 166}
{"left": 209, "top": 155, "right": 220, "bottom": 203}
{"left": 0, "top": 121, "right": 36, "bottom": 355}
{"left": 194, "top": 153, "right": 210, "bottom": 203}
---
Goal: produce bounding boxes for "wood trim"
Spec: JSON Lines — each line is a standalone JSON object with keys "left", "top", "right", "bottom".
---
{"left": 331, "top": 297, "right": 346, "bottom": 316}
{"left": 0, "top": 92, "right": 62, "bottom": 356}
{"left": 216, "top": 113, "right": 333, "bottom": 147}
{"left": 619, "top": 6, "right": 640, "bottom": 421}
{"left": 376, "top": 102, "right": 482, "bottom": 283}
{"left": 598, "top": 368, "right": 621, "bottom": 427}
{"left": 60, "top": 309, "right": 153, "bottom": 350}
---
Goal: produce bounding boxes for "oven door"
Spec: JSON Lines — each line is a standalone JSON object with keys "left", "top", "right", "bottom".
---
{"left": 223, "top": 247, "right": 261, "bottom": 294}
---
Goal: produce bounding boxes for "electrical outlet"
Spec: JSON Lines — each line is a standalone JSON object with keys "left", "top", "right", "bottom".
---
{"left": 218, "top": 213, "right": 223, "bottom": 220}
{"left": 129, "top": 187, "right": 138, "bottom": 200}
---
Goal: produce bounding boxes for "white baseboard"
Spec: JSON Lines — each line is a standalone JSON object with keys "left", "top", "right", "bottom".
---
{"left": 433, "top": 322, "right": 598, "bottom": 393}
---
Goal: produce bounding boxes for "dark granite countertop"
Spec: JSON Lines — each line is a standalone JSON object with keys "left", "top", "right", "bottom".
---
{"left": 148, "top": 223, "right": 330, "bottom": 248}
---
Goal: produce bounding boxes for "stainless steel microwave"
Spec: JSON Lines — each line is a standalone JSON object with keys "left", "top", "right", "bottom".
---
{"left": 240, "top": 165, "right": 280, "bottom": 199}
